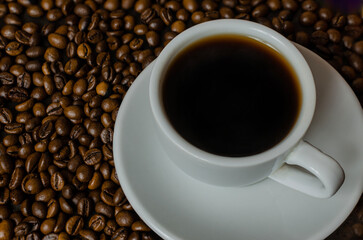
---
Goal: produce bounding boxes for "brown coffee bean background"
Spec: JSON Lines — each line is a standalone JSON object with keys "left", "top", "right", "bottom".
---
{"left": 0, "top": 0, "right": 362, "bottom": 239}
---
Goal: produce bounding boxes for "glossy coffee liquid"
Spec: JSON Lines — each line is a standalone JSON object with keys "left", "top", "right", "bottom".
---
{"left": 162, "top": 35, "right": 301, "bottom": 157}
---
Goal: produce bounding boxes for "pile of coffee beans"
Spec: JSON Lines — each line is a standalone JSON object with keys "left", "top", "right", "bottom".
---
{"left": 0, "top": 0, "right": 361, "bottom": 239}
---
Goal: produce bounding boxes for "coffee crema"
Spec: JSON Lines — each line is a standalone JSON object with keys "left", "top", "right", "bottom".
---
{"left": 162, "top": 34, "right": 301, "bottom": 157}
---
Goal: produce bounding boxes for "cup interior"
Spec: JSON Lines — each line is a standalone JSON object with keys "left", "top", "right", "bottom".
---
{"left": 149, "top": 19, "right": 316, "bottom": 167}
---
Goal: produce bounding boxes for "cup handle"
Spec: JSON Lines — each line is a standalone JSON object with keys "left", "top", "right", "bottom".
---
{"left": 269, "top": 141, "right": 345, "bottom": 198}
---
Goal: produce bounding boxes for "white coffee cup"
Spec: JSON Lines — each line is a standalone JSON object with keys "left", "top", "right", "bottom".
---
{"left": 149, "top": 19, "right": 345, "bottom": 198}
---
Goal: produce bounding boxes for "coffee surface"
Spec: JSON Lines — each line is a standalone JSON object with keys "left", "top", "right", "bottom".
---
{"left": 162, "top": 35, "right": 301, "bottom": 157}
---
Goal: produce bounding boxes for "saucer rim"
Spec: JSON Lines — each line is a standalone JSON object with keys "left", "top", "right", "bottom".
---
{"left": 113, "top": 44, "right": 363, "bottom": 240}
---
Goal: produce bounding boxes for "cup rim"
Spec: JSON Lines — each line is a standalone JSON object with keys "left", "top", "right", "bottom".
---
{"left": 149, "top": 19, "right": 316, "bottom": 167}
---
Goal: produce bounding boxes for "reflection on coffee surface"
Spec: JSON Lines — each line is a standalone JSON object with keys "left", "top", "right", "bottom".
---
{"left": 162, "top": 34, "right": 301, "bottom": 157}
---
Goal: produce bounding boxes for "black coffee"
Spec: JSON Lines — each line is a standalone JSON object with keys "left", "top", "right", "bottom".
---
{"left": 162, "top": 34, "right": 301, "bottom": 157}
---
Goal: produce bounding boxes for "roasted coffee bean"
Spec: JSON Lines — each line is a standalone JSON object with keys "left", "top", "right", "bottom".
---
{"left": 26, "top": 5, "right": 44, "bottom": 18}
{"left": 21, "top": 199, "right": 32, "bottom": 217}
{"left": 22, "top": 174, "right": 42, "bottom": 194}
{"left": 64, "top": 105, "right": 82, "bottom": 120}
{"left": 77, "top": 197, "right": 92, "bottom": 217}
{"left": 72, "top": 191, "right": 87, "bottom": 206}
{"left": 300, "top": 11, "right": 317, "bottom": 26}
{"left": 53, "top": 74, "right": 66, "bottom": 90}
{"left": 25, "top": 60, "right": 42, "bottom": 72}
{"left": 25, "top": 152, "right": 41, "bottom": 173}
{"left": 147, "top": 18, "right": 163, "bottom": 32}
{"left": 77, "top": 43, "right": 92, "bottom": 59}
{"left": 57, "top": 232, "right": 70, "bottom": 240}
{"left": 53, "top": 211, "right": 66, "bottom": 233}
{"left": 15, "top": 98, "right": 34, "bottom": 112}
{"left": 32, "top": 201, "right": 47, "bottom": 219}
{"left": 160, "top": 8, "right": 173, "bottom": 26}
{"left": 14, "top": 222, "right": 30, "bottom": 237}
{"left": 131, "top": 220, "right": 151, "bottom": 232}
{"left": 74, "top": 4, "right": 91, "bottom": 17}
{"left": 15, "top": 54, "right": 28, "bottom": 65}
{"left": 112, "top": 188, "right": 125, "bottom": 206}
{"left": 39, "top": 171, "right": 51, "bottom": 188}
{"left": 182, "top": 0, "right": 198, "bottom": 12}
{"left": 266, "top": 0, "right": 280, "bottom": 10}
{"left": 0, "top": 188, "right": 10, "bottom": 204}
{"left": 3, "top": 135, "right": 17, "bottom": 147}
{"left": 4, "top": 122, "right": 24, "bottom": 134}
{"left": 64, "top": 58, "right": 79, "bottom": 75}
{"left": 0, "top": 72, "right": 15, "bottom": 85}
{"left": 88, "top": 214, "right": 106, "bottom": 232}
{"left": 43, "top": 233, "right": 59, "bottom": 240}
{"left": 345, "top": 25, "right": 363, "bottom": 39}
{"left": 0, "top": 57, "right": 12, "bottom": 73}
{"left": 73, "top": 78, "right": 87, "bottom": 96}
{"left": 22, "top": 216, "right": 40, "bottom": 233}
{"left": 15, "top": 30, "right": 31, "bottom": 45}
{"left": 128, "top": 232, "right": 140, "bottom": 240}
{"left": 0, "top": 220, "right": 13, "bottom": 240}
{"left": 1, "top": 24, "right": 18, "bottom": 40}
{"left": 9, "top": 87, "right": 28, "bottom": 102}
{"left": 5, "top": 41, "right": 23, "bottom": 56}
{"left": 25, "top": 232, "right": 41, "bottom": 240}
{"left": 65, "top": 215, "right": 84, "bottom": 236}
{"left": 331, "top": 13, "right": 346, "bottom": 28}
{"left": 76, "top": 164, "right": 94, "bottom": 183}
{"left": 66, "top": 43, "right": 77, "bottom": 59}
{"left": 116, "top": 210, "right": 137, "bottom": 227}
{"left": 0, "top": 34, "right": 6, "bottom": 49}
{"left": 142, "top": 232, "right": 160, "bottom": 240}
{"left": 40, "top": 218, "right": 56, "bottom": 235}
{"left": 83, "top": 148, "right": 102, "bottom": 165}
{"left": 60, "top": 184, "right": 74, "bottom": 200}
{"left": 348, "top": 52, "right": 363, "bottom": 72}
{"left": 35, "top": 188, "right": 55, "bottom": 202}
{"left": 0, "top": 174, "right": 10, "bottom": 188}
{"left": 104, "top": 219, "right": 117, "bottom": 236}
{"left": 100, "top": 185, "right": 116, "bottom": 206}
{"left": 353, "top": 40, "right": 363, "bottom": 55}
{"left": 95, "top": 201, "right": 113, "bottom": 218}
{"left": 327, "top": 28, "right": 341, "bottom": 43}
{"left": 46, "top": 8, "right": 63, "bottom": 22}
{"left": 48, "top": 139, "right": 63, "bottom": 154}
{"left": 282, "top": 0, "right": 298, "bottom": 11}
{"left": 50, "top": 172, "right": 65, "bottom": 191}
{"left": 46, "top": 199, "right": 59, "bottom": 218}
{"left": 37, "top": 154, "right": 51, "bottom": 173}
{"left": 0, "top": 108, "right": 13, "bottom": 124}
{"left": 301, "top": 0, "right": 318, "bottom": 11}
{"left": 78, "top": 229, "right": 97, "bottom": 240}
{"left": 44, "top": 47, "right": 60, "bottom": 62}
{"left": 141, "top": 8, "right": 155, "bottom": 24}
{"left": 59, "top": 196, "right": 73, "bottom": 214}
{"left": 48, "top": 33, "right": 67, "bottom": 49}
{"left": 311, "top": 30, "right": 329, "bottom": 45}
{"left": 9, "top": 167, "right": 25, "bottom": 190}
{"left": 54, "top": 117, "right": 71, "bottom": 136}
{"left": 46, "top": 102, "right": 63, "bottom": 116}
{"left": 87, "top": 171, "right": 102, "bottom": 190}
{"left": 9, "top": 188, "right": 24, "bottom": 205}
{"left": 112, "top": 227, "right": 129, "bottom": 240}
{"left": 17, "top": 72, "right": 32, "bottom": 89}
{"left": 38, "top": 121, "right": 53, "bottom": 139}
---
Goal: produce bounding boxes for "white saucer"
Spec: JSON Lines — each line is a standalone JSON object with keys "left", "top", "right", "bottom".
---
{"left": 113, "top": 44, "right": 363, "bottom": 240}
